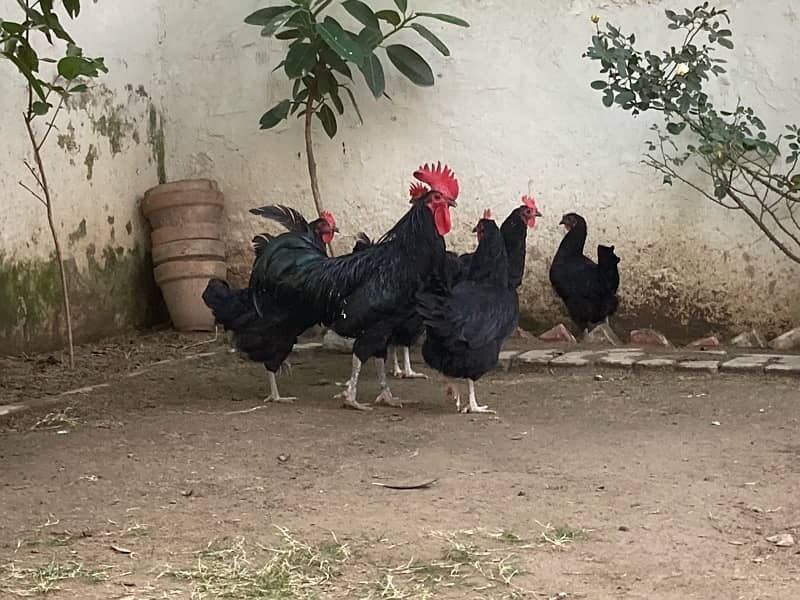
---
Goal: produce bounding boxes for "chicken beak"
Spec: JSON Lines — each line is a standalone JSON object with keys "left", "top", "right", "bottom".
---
{"left": 536, "top": 209, "right": 543, "bottom": 218}
{"left": 447, "top": 198, "right": 457, "bottom": 208}
{"left": 471, "top": 225, "right": 479, "bottom": 233}
{"left": 332, "top": 226, "right": 340, "bottom": 233}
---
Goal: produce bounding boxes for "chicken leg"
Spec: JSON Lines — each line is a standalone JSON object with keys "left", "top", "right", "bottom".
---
{"left": 398, "top": 346, "right": 428, "bottom": 379}
{"left": 264, "top": 369, "right": 297, "bottom": 404}
{"left": 460, "top": 379, "right": 495, "bottom": 414}
{"left": 374, "top": 358, "right": 403, "bottom": 407}
{"left": 334, "top": 355, "right": 371, "bottom": 411}
{"left": 390, "top": 347, "right": 403, "bottom": 378}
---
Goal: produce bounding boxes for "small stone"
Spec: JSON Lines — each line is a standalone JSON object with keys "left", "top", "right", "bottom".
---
{"left": 322, "top": 330, "right": 354, "bottom": 353}
{"left": 630, "top": 328, "right": 672, "bottom": 348}
{"left": 594, "top": 374, "right": 604, "bottom": 381}
{"left": 711, "top": 420, "right": 721, "bottom": 426}
{"left": 769, "top": 327, "right": 800, "bottom": 351}
{"left": 688, "top": 335, "right": 721, "bottom": 349}
{"left": 731, "top": 329, "right": 768, "bottom": 349}
{"left": 618, "top": 525, "right": 630, "bottom": 532}
{"left": 584, "top": 323, "right": 621, "bottom": 346}
{"left": 539, "top": 323, "right": 577, "bottom": 344}
{"left": 517, "top": 490, "right": 526, "bottom": 497}
{"left": 277, "top": 454, "right": 290, "bottom": 463}
{"left": 766, "top": 533, "right": 795, "bottom": 547}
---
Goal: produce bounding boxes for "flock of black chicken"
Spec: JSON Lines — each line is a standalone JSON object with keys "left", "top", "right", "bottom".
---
{"left": 202, "top": 162, "right": 620, "bottom": 414}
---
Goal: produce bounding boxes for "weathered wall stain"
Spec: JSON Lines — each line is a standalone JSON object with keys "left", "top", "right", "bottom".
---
{"left": 0, "top": 245, "right": 167, "bottom": 354}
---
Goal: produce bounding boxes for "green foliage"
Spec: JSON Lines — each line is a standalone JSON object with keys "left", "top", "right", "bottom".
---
{"left": 584, "top": 3, "right": 800, "bottom": 264}
{"left": 245, "top": 0, "right": 469, "bottom": 138}
{"left": 1, "top": 0, "right": 107, "bottom": 118}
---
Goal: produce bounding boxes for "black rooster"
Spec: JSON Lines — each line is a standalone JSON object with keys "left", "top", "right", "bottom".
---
{"left": 417, "top": 210, "right": 519, "bottom": 414}
{"left": 249, "top": 162, "right": 459, "bottom": 410}
{"left": 202, "top": 207, "right": 337, "bottom": 403}
{"left": 549, "top": 212, "right": 620, "bottom": 334}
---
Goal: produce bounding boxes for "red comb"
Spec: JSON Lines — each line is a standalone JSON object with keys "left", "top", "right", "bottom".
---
{"left": 413, "top": 161, "right": 459, "bottom": 199}
{"left": 320, "top": 210, "right": 336, "bottom": 228}
{"left": 521, "top": 195, "right": 537, "bottom": 209}
{"left": 409, "top": 182, "right": 429, "bottom": 202}
{"left": 482, "top": 208, "right": 492, "bottom": 219}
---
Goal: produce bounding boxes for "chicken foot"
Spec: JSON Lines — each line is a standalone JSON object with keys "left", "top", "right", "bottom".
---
{"left": 264, "top": 370, "right": 297, "bottom": 404}
{"left": 451, "top": 379, "right": 495, "bottom": 414}
{"left": 374, "top": 358, "right": 402, "bottom": 408}
{"left": 334, "top": 355, "right": 371, "bottom": 411}
{"left": 397, "top": 346, "right": 428, "bottom": 379}
{"left": 390, "top": 347, "right": 403, "bottom": 378}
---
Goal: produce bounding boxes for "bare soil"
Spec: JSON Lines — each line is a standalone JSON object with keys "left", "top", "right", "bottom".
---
{"left": 1, "top": 333, "right": 799, "bottom": 599}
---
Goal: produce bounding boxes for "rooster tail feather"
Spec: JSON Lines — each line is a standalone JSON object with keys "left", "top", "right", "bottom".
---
{"left": 250, "top": 205, "right": 310, "bottom": 233}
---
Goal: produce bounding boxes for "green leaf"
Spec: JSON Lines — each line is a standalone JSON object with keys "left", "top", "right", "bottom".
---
{"left": 245, "top": 6, "right": 299, "bottom": 37}
{"left": 31, "top": 100, "right": 51, "bottom": 115}
{"left": 317, "top": 17, "right": 365, "bottom": 66}
{"left": 393, "top": 0, "right": 408, "bottom": 14}
{"left": 330, "top": 88, "right": 344, "bottom": 114}
{"left": 276, "top": 28, "right": 304, "bottom": 40}
{"left": 357, "top": 26, "right": 383, "bottom": 51}
{"left": 312, "top": 0, "right": 334, "bottom": 16}
{"left": 69, "top": 84, "right": 88, "bottom": 93}
{"left": 602, "top": 88, "right": 613, "bottom": 107}
{"left": 284, "top": 42, "right": 318, "bottom": 78}
{"left": 666, "top": 121, "right": 686, "bottom": 135}
{"left": 717, "top": 37, "right": 734, "bottom": 50}
{"left": 342, "top": 0, "right": 379, "bottom": 30}
{"left": 375, "top": 9, "right": 401, "bottom": 26}
{"left": 63, "top": 0, "right": 81, "bottom": 18}
{"left": 320, "top": 47, "right": 352, "bottom": 78}
{"left": 415, "top": 12, "right": 470, "bottom": 27}
{"left": 410, "top": 23, "right": 450, "bottom": 56}
{"left": 342, "top": 86, "right": 363, "bottom": 124}
{"left": 317, "top": 103, "right": 338, "bottom": 138}
{"left": 317, "top": 69, "right": 337, "bottom": 95}
{"left": 57, "top": 56, "right": 86, "bottom": 79}
{"left": 662, "top": 175, "right": 672, "bottom": 185}
{"left": 1, "top": 21, "right": 24, "bottom": 34}
{"left": 18, "top": 43, "right": 39, "bottom": 73}
{"left": 590, "top": 80, "right": 607, "bottom": 90}
{"left": 259, "top": 99, "right": 291, "bottom": 129}
{"left": 615, "top": 90, "right": 634, "bottom": 105}
{"left": 386, "top": 44, "right": 434, "bottom": 87}
{"left": 358, "top": 52, "right": 385, "bottom": 97}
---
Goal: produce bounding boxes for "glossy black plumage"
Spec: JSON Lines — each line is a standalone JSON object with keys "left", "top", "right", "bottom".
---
{"left": 549, "top": 213, "right": 620, "bottom": 332}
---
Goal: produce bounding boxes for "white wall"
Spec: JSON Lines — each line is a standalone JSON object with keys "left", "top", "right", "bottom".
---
{"left": 2, "top": 0, "right": 799, "bottom": 351}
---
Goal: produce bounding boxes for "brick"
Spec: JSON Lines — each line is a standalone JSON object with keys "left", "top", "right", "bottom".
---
{"left": 0, "top": 404, "right": 25, "bottom": 417}
{"left": 516, "top": 349, "right": 563, "bottom": 365}
{"left": 636, "top": 357, "right": 676, "bottom": 369}
{"left": 496, "top": 350, "right": 521, "bottom": 370}
{"left": 720, "top": 354, "right": 780, "bottom": 373}
{"left": 597, "top": 350, "right": 645, "bottom": 368}
{"left": 550, "top": 351, "right": 598, "bottom": 367}
{"left": 677, "top": 360, "right": 720, "bottom": 373}
{"left": 539, "top": 324, "right": 577, "bottom": 344}
{"left": 585, "top": 323, "right": 621, "bottom": 346}
{"left": 769, "top": 327, "right": 800, "bottom": 351}
{"left": 294, "top": 342, "right": 323, "bottom": 352}
{"left": 688, "top": 336, "right": 721, "bottom": 349}
{"left": 322, "top": 330, "right": 354, "bottom": 353}
{"left": 764, "top": 355, "right": 800, "bottom": 376}
{"left": 630, "top": 328, "right": 672, "bottom": 348}
{"left": 731, "top": 329, "right": 768, "bottom": 349}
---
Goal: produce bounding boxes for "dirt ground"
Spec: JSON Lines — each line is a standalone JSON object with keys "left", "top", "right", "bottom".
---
{"left": 1, "top": 333, "right": 799, "bottom": 599}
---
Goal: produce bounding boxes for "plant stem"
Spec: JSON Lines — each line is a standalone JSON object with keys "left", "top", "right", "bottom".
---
{"left": 22, "top": 87, "right": 75, "bottom": 369}
{"left": 304, "top": 91, "right": 333, "bottom": 256}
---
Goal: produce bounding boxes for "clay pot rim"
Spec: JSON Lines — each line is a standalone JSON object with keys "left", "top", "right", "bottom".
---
{"left": 142, "top": 190, "right": 224, "bottom": 217}
{"left": 151, "top": 223, "right": 221, "bottom": 245}
{"left": 153, "top": 259, "right": 226, "bottom": 284}
{"left": 152, "top": 239, "right": 226, "bottom": 266}
{"left": 144, "top": 178, "right": 218, "bottom": 198}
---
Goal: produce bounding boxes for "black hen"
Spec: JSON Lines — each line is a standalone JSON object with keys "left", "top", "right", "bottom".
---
{"left": 549, "top": 213, "right": 620, "bottom": 333}
{"left": 202, "top": 206, "right": 337, "bottom": 402}
{"left": 249, "top": 162, "right": 459, "bottom": 410}
{"left": 417, "top": 213, "right": 519, "bottom": 414}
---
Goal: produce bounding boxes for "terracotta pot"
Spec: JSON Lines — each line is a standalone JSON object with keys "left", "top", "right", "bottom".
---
{"left": 150, "top": 222, "right": 221, "bottom": 246}
{"left": 152, "top": 239, "right": 226, "bottom": 267}
{"left": 141, "top": 179, "right": 228, "bottom": 333}
{"left": 142, "top": 179, "right": 224, "bottom": 229}
{"left": 153, "top": 260, "right": 227, "bottom": 331}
